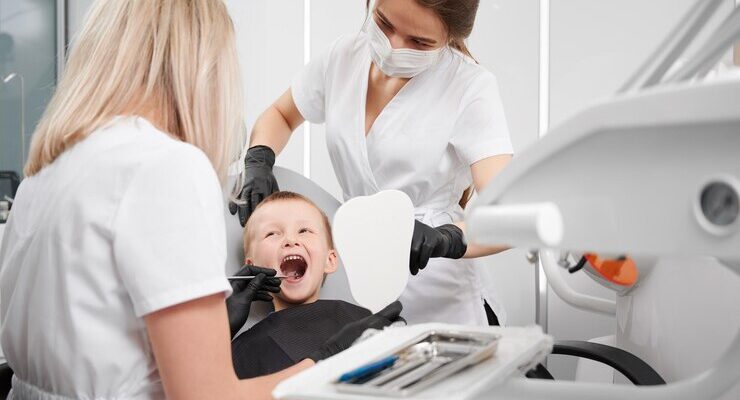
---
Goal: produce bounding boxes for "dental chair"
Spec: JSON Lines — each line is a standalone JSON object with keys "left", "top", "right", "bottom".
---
{"left": 527, "top": 341, "right": 664, "bottom": 385}
{"left": 0, "top": 171, "right": 20, "bottom": 205}
{"left": 0, "top": 364, "right": 10, "bottom": 399}
{"left": 0, "top": 170, "right": 19, "bottom": 224}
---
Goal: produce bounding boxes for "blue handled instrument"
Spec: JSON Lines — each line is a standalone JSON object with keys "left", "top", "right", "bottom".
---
{"left": 338, "top": 355, "right": 400, "bottom": 383}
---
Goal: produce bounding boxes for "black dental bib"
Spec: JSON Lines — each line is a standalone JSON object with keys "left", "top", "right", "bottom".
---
{"left": 231, "top": 300, "right": 371, "bottom": 379}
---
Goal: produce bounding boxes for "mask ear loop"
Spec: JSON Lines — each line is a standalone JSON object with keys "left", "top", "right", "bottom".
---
{"left": 361, "top": 3, "right": 377, "bottom": 35}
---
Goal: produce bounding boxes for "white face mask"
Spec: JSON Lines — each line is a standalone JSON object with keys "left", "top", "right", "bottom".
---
{"left": 364, "top": 16, "right": 445, "bottom": 78}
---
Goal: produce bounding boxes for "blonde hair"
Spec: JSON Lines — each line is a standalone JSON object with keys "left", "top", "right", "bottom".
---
{"left": 243, "top": 191, "right": 335, "bottom": 255}
{"left": 24, "top": 0, "right": 244, "bottom": 182}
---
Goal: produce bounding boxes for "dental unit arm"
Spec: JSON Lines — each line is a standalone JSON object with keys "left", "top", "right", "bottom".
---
{"left": 466, "top": 80, "right": 740, "bottom": 400}
{"left": 465, "top": 1, "right": 740, "bottom": 398}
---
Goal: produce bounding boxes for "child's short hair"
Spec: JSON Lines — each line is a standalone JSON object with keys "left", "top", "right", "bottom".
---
{"left": 243, "top": 191, "right": 334, "bottom": 255}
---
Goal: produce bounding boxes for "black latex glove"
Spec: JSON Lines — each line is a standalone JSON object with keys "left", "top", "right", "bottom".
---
{"left": 229, "top": 145, "right": 279, "bottom": 227}
{"left": 226, "top": 265, "right": 282, "bottom": 338}
{"left": 409, "top": 220, "right": 467, "bottom": 275}
{"left": 308, "top": 301, "right": 403, "bottom": 362}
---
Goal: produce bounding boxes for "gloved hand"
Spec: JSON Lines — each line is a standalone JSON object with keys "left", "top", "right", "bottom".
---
{"left": 226, "top": 265, "right": 282, "bottom": 338}
{"left": 308, "top": 301, "right": 403, "bottom": 362}
{"left": 229, "top": 145, "right": 279, "bottom": 227}
{"left": 409, "top": 220, "right": 467, "bottom": 275}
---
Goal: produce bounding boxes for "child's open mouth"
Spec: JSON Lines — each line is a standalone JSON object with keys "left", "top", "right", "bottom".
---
{"left": 280, "top": 255, "right": 308, "bottom": 283}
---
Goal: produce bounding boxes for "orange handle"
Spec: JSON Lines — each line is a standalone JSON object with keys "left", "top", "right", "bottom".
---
{"left": 583, "top": 253, "right": 639, "bottom": 287}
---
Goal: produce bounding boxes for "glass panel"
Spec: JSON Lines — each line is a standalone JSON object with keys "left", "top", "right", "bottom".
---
{"left": 0, "top": 0, "right": 58, "bottom": 198}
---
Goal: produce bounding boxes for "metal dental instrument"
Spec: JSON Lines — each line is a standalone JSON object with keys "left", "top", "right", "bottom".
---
{"left": 227, "top": 274, "right": 297, "bottom": 280}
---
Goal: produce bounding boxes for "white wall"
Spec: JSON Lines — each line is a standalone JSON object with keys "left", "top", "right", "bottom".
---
{"left": 466, "top": 1, "right": 540, "bottom": 328}
{"left": 67, "top": 0, "right": 95, "bottom": 40}
{"left": 308, "top": 0, "right": 367, "bottom": 200}
{"left": 68, "top": 0, "right": 309, "bottom": 175}
{"left": 224, "top": 1, "right": 306, "bottom": 175}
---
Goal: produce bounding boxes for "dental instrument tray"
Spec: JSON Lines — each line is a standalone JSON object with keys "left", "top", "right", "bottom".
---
{"left": 273, "top": 324, "right": 552, "bottom": 400}
{"left": 333, "top": 330, "right": 500, "bottom": 397}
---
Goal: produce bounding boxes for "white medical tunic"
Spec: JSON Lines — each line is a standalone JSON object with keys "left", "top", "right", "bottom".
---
{"left": 0, "top": 117, "right": 232, "bottom": 399}
{"left": 292, "top": 33, "right": 514, "bottom": 326}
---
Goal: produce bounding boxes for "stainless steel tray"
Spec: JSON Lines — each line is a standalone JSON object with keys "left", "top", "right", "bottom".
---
{"left": 333, "top": 330, "right": 500, "bottom": 397}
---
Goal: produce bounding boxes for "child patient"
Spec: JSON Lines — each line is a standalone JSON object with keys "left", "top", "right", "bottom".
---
{"left": 231, "top": 191, "right": 372, "bottom": 378}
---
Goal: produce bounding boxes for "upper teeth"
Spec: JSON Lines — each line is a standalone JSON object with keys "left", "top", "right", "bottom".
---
{"left": 283, "top": 255, "right": 303, "bottom": 262}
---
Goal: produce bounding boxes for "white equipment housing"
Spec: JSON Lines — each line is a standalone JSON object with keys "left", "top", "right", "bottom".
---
{"left": 468, "top": 78, "right": 740, "bottom": 263}
{"left": 467, "top": 1, "right": 740, "bottom": 396}
{"left": 467, "top": 75, "right": 740, "bottom": 400}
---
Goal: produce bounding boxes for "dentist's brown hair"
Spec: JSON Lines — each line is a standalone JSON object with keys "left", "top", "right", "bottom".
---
{"left": 366, "top": 0, "right": 480, "bottom": 59}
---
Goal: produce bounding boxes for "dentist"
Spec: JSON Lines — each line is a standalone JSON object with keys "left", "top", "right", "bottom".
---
{"left": 232, "top": 0, "right": 513, "bottom": 326}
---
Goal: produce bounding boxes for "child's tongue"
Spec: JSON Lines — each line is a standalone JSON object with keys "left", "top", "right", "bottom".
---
{"left": 280, "top": 257, "right": 307, "bottom": 281}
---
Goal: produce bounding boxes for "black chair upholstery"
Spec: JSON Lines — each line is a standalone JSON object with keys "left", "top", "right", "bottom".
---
{"left": 527, "top": 340, "right": 665, "bottom": 386}
{"left": 0, "top": 363, "right": 12, "bottom": 399}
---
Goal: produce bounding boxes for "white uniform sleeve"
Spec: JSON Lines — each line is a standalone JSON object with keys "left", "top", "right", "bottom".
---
{"left": 450, "top": 72, "right": 514, "bottom": 165}
{"left": 112, "top": 145, "right": 231, "bottom": 317}
{"left": 291, "top": 37, "right": 342, "bottom": 124}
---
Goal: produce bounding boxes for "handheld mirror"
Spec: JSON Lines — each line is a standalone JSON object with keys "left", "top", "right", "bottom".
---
{"left": 332, "top": 190, "right": 415, "bottom": 313}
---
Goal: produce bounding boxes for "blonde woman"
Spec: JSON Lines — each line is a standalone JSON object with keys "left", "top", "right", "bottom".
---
{"left": 0, "top": 1, "right": 400, "bottom": 399}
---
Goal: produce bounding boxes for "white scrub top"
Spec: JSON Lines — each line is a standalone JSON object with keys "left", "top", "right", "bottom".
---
{"left": 292, "top": 33, "right": 514, "bottom": 326}
{"left": 0, "top": 117, "right": 232, "bottom": 399}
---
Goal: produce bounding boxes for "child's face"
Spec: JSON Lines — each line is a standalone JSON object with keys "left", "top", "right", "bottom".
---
{"left": 245, "top": 199, "right": 337, "bottom": 307}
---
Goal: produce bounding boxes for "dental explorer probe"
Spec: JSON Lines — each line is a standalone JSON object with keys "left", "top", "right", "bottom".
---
{"left": 227, "top": 274, "right": 298, "bottom": 280}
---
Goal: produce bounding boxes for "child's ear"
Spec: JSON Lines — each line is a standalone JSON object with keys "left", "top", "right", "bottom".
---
{"left": 245, "top": 258, "right": 254, "bottom": 266}
{"left": 324, "top": 249, "right": 338, "bottom": 274}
